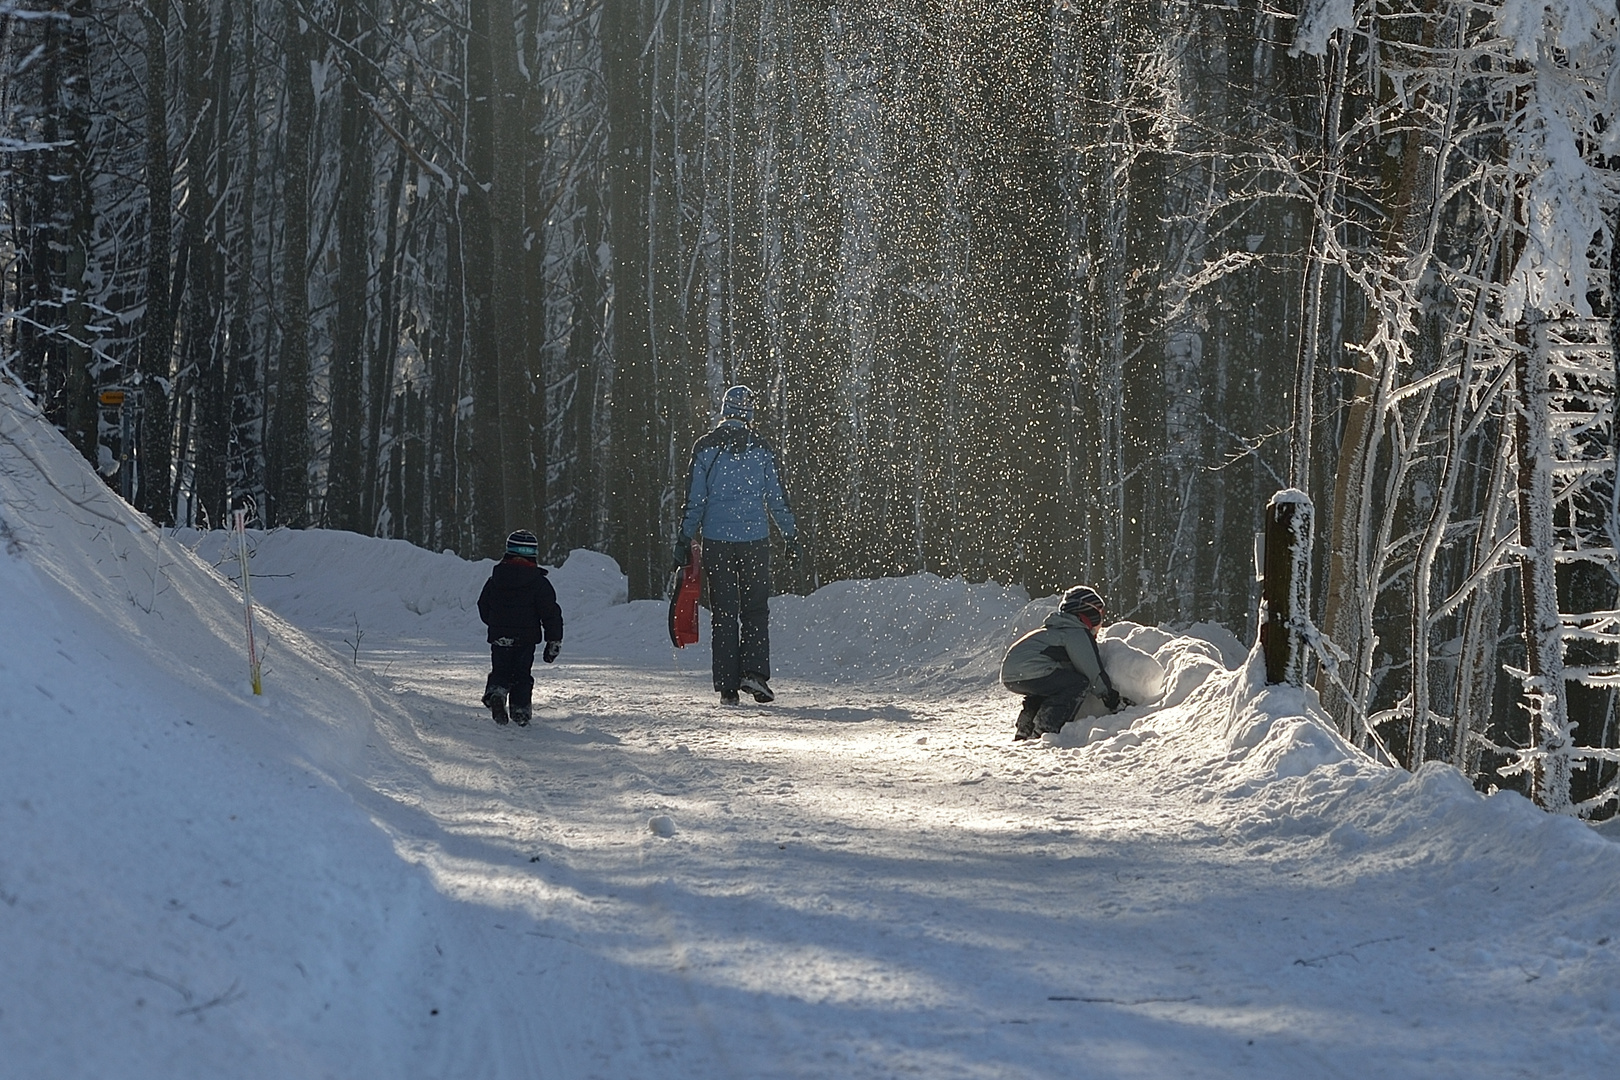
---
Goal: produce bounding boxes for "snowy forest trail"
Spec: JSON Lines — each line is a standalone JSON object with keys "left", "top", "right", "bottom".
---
{"left": 283, "top": 619, "right": 1616, "bottom": 1080}
{"left": 6, "top": 376, "right": 1620, "bottom": 1079}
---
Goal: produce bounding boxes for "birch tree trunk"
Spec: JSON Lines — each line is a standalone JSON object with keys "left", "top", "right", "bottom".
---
{"left": 1514, "top": 309, "right": 1572, "bottom": 812}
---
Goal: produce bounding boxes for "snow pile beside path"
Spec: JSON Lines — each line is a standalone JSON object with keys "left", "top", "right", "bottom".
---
{"left": 772, "top": 574, "right": 1036, "bottom": 688}
{"left": 176, "top": 529, "right": 1049, "bottom": 690}
{"left": 1067, "top": 630, "right": 1369, "bottom": 795}
{"left": 177, "top": 526, "right": 1252, "bottom": 699}
{"left": 0, "top": 399, "right": 376, "bottom": 764}
{"left": 1072, "top": 627, "right": 1618, "bottom": 869}
{"left": 776, "top": 584, "right": 1238, "bottom": 693}
{"left": 181, "top": 527, "right": 626, "bottom": 641}
{"left": 0, "top": 383, "right": 487, "bottom": 1076}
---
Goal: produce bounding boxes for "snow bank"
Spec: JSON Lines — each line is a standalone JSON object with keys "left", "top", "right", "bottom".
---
{"left": 773, "top": 574, "right": 1038, "bottom": 689}
{"left": 178, "top": 523, "right": 1258, "bottom": 706}
{"left": 0, "top": 383, "right": 490, "bottom": 1076}
{"left": 176, "top": 533, "right": 1056, "bottom": 692}
{"left": 1058, "top": 625, "right": 1620, "bottom": 905}
{"left": 179, "top": 526, "right": 627, "bottom": 641}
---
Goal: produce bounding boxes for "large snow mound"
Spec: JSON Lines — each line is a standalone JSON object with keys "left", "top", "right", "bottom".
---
{"left": 0, "top": 382, "right": 491, "bottom": 1076}
{"left": 179, "top": 526, "right": 628, "bottom": 641}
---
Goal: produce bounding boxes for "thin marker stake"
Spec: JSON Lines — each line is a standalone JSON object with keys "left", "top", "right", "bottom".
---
{"left": 233, "top": 509, "right": 262, "bottom": 695}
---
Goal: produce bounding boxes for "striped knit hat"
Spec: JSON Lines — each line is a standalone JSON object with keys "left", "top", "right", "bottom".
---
{"left": 505, "top": 530, "right": 540, "bottom": 559}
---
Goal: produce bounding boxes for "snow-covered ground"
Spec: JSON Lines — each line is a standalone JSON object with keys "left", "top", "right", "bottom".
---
{"left": 3, "top": 379, "right": 1619, "bottom": 1079}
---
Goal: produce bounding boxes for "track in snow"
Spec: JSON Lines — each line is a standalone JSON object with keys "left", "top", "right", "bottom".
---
{"left": 311, "top": 631, "right": 1615, "bottom": 1080}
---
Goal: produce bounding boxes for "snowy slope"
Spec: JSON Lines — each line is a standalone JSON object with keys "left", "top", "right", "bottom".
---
{"left": 0, "top": 385, "right": 624, "bottom": 1077}
{"left": 5, "top": 379, "right": 1620, "bottom": 1078}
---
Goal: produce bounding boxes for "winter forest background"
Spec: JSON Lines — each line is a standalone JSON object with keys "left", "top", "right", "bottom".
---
{"left": 2, "top": 1, "right": 1618, "bottom": 812}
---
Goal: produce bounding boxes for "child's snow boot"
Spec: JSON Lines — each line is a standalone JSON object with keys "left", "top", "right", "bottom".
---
{"left": 1034, "top": 698, "right": 1080, "bottom": 737}
{"left": 482, "top": 689, "right": 509, "bottom": 725}
{"left": 510, "top": 706, "right": 530, "bottom": 727}
{"left": 1014, "top": 697, "right": 1041, "bottom": 741}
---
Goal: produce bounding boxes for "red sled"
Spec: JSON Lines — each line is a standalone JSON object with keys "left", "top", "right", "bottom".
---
{"left": 668, "top": 541, "right": 702, "bottom": 648}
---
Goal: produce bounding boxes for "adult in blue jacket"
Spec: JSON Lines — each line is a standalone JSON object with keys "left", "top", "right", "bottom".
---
{"left": 674, "top": 385, "right": 800, "bottom": 705}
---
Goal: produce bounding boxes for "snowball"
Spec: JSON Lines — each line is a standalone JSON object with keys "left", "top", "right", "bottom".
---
{"left": 1100, "top": 637, "right": 1166, "bottom": 705}
{"left": 648, "top": 815, "right": 676, "bottom": 838}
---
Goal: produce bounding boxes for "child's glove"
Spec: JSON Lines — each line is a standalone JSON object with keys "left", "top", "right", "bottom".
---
{"left": 1102, "top": 688, "right": 1121, "bottom": 712}
{"left": 543, "top": 641, "right": 561, "bottom": 663}
{"left": 784, "top": 536, "right": 804, "bottom": 563}
{"left": 672, "top": 539, "right": 691, "bottom": 569}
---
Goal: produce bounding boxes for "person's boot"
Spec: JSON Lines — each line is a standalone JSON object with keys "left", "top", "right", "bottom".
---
{"left": 482, "top": 689, "right": 509, "bottom": 725}
{"left": 739, "top": 673, "right": 774, "bottom": 703}
{"left": 1035, "top": 698, "right": 1080, "bottom": 737}
{"left": 1014, "top": 699, "right": 1040, "bottom": 742}
{"left": 510, "top": 707, "right": 530, "bottom": 727}
{"left": 720, "top": 689, "right": 741, "bottom": 705}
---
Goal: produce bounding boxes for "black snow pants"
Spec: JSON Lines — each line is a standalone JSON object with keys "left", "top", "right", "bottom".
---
{"left": 486, "top": 642, "right": 536, "bottom": 713}
{"left": 703, "top": 538, "right": 771, "bottom": 693}
{"left": 1004, "top": 667, "right": 1090, "bottom": 734}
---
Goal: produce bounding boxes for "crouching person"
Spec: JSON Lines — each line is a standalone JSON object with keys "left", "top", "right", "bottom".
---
{"left": 1000, "top": 585, "right": 1120, "bottom": 741}
{"left": 477, "top": 529, "right": 564, "bottom": 727}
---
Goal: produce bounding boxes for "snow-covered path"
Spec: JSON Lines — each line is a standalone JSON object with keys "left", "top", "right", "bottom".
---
{"left": 4, "top": 382, "right": 1619, "bottom": 1079}
{"left": 307, "top": 628, "right": 1619, "bottom": 1079}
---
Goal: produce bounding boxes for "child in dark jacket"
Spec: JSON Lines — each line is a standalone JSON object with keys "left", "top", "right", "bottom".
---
{"left": 477, "top": 530, "right": 564, "bottom": 726}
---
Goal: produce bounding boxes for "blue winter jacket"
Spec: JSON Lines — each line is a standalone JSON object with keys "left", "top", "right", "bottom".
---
{"left": 679, "top": 419, "right": 797, "bottom": 543}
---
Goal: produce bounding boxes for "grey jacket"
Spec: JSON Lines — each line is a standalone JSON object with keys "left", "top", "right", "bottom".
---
{"left": 999, "top": 610, "right": 1107, "bottom": 686}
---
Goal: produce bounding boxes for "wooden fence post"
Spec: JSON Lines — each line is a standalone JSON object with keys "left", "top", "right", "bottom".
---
{"left": 1260, "top": 490, "right": 1314, "bottom": 686}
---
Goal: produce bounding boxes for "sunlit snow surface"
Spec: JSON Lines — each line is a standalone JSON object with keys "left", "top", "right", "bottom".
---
{"left": 4, "top": 380, "right": 1620, "bottom": 1078}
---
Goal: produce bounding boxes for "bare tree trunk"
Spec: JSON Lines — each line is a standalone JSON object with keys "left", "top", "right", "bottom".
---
{"left": 227, "top": 0, "right": 262, "bottom": 514}
{"left": 186, "top": 0, "right": 229, "bottom": 530}
{"left": 56, "top": 1, "right": 95, "bottom": 462}
{"left": 488, "top": 0, "right": 538, "bottom": 535}
{"left": 1514, "top": 309, "right": 1572, "bottom": 812}
{"left": 1315, "top": 6, "right": 1443, "bottom": 743}
{"left": 1287, "top": 30, "right": 1347, "bottom": 493}
{"left": 367, "top": 131, "right": 410, "bottom": 534}
{"left": 137, "top": 1, "right": 175, "bottom": 524}
{"left": 604, "top": 0, "right": 659, "bottom": 599}
{"left": 463, "top": 0, "right": 507, "bottom": 556}
{"left": 1450, "top": 426, "right": 1514, "bottom": 772}
{"left": 267, "top": 2, "right": 312, "bottom": 527}
{"left": 326, "top": 0, "right": 374, "bottom": 532}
